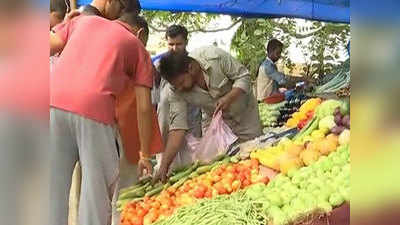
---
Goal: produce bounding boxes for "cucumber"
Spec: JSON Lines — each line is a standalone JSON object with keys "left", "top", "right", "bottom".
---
{"left": 116, "top": 197, "right": 143, "bottom": 208}
{"left": 196, "top": 165, "right": 213, "bottom": 174}
{"left": 230, "top": 156, "right": 240, "bottom": 163}
{"left": 169, "top": 162, "right": 199, "bottom": 183}
{"left": 163, "top": 182, "right": 171, "bottom": 190}
{"left": 116, "top": 199, "right": 130, "bottom": 208}
{"left": 213, "top": 157, "right": 231, "bottom": 168}
{"left": 145, "top": 184, "right": 153, "bottom": 192}
{"left": 210, "top": 158, "right": 230, "bottom": 172}
{"left": 117, "top": 197, "right": 144, "bottom": 211}
{"left": 119, "top": 184, "right": 142, "bottom": 195}
{"left": 145, "top": 185, "right": 164, "bottom": 197}
{"left": 118, "top": 183, "right": 149, "bottom": 200}
{"left": 171, "top": 164, "right": 191, "bottom": 175}
{"left": 212, "top": 154, "right": 227, "bottom": 163}
{"left": 137, "top": 176, "right": 152, "bottom": 185}
{"left": 189, "top": 171, "right": 199, "bottom": 178}
{"left": 172, "top": 176, "right": 189, "bottom": 189}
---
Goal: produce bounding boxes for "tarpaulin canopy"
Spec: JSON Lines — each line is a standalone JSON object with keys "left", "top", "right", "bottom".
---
{"left": 77, "top": 0, "right": 349, "bottom": 23}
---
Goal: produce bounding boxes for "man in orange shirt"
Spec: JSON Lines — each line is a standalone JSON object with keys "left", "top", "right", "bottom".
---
{"left": 112, "top": 14, "right": 164, "bottom": 225}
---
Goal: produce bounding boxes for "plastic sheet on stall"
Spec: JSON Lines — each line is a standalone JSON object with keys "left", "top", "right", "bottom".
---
{"left": 77, "top": 0, "right": 350, "bottom": 23}
{"left": 230, "top": 127, "right": 298, "bottom": 159}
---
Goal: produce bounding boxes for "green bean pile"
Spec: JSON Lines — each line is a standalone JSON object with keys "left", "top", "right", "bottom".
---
{"left": 153, "top": 191, "right": 268, "bottom": 225}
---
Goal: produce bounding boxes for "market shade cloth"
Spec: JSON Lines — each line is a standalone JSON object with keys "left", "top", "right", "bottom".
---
{"left": 77, "top": 0, "right": 349, "bottom": 23}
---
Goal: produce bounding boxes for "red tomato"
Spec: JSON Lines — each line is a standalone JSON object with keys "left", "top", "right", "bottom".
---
{"left": 130, "top": 216, "right": 143, "bottom": 225}
{"left": 219, "top": 164, "right": 227, "bottom": 171}
{"left": 243, "top": 179, "right": 251, "bottom": 187}
{"left": 231, "top": 180, "right": 241, "bottom": 191}
{"left": 213, "top": 182, "right": 226, "bottom": 195}
{"left": 259, "top": 176, "right": 270, "bottom": 184}
{"left": 136, "top": 208, "right": 146, "bottom": 218}
{"left": 226, "top": 165, "right": 235, "bottom": 173}
{"left": 211, "top": 175, "right": 222, "bottom": 183}
{"left": 238, "top": 173, "right": 246, "bottom": 183}
{"left": 214, "top": 168, "right": 224, "bottom": 176}
{"left": 204, "top": 189, "right": 212, "bottom": 198}
{"left": 160, "top": 203, "right": 169, "bottom": 211}
{"left": 188, "top": 182, "right": 196, "bottom": 188}
{"left": 223, "top": 183, "right": 233, "bottom": 194}
{"left": 150, "top": 201, "right": 161, "bottom": 209}
{"left": 250, "top": 159, "right": 260, "bottom": 169}
{"left": 167, "top": 186, "right": 176, "bottom": 195}
{"left": 183, "top": 184, "right": 191, "bottom": 192}
{"left": 306, "top": 110, "right": 314, "bottom": 118}
{"left": 242, "top": 160, "right": 253, "bottom": 169}
{"left": 225, "top": 172, "right": 236, "bottom": 181}
{"left": 211, "top": 188, "right": 219, "bottom": 198}
{"left": 193, "top": 189, "right": 205, "bottom": 198}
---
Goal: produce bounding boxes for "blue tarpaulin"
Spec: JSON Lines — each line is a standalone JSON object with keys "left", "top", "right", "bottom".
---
{"left": 77, "top": 0, "right": 349, "bottom": 23}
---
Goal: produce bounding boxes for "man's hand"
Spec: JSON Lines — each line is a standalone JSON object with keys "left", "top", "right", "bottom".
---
{"left": 214, "top": 87, "right": 244, "bottom": 115}
{"left": 215, "top": 94, "right": 233, "bottom": 114}
{"left": 137, "top": 158, "right": 153, "bottom": 177}
{"left": 152, "top": 130, "right": 186, "bottom": 184}
{"left": 153, "top": 161, "right": 169, "bottom": 184}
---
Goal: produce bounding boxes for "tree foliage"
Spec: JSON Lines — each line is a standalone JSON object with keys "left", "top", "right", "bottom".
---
{"left": 231, "top": 18, "right": 350, "bottom": 79}
{"left": 143, "top": 11, "right": 218, "bottom": 34}
{"left": 143, "top": 11, "right": 350, "bottom": 80}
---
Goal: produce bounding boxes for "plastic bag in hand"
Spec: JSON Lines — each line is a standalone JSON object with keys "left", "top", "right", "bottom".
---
{"left": 195, "top": 111, "right": 238, "bottom": 163}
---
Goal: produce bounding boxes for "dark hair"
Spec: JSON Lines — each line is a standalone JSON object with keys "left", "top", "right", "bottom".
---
{"left": 267, "top": 39, "right": 283, "bottom": 53}
{"left": 122, "top": 0, "right": 141, "bottom": 14}
{"left": 80, "top": 4, "right": 103, "bottom": 16}
{"left": 165, "top": 25, "right": 188, "bottom": 41}
{"left": 119, "top": 13, "right": 149, "bottom": 35}
{"left": 159, "top": 51, "right": 192, "bottom": 81}
{"left": 50, "top": 0, "right": 69, "bottom": 16}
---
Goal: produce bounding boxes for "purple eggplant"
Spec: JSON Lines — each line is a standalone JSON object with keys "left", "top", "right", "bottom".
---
{"left": 334, "top": 107, "right": 341, "bottom": 116}
{"left": 342, "top": 115, "right": 350, "bottom": 129}
{"left": 331, "top": 125, "right": 346, "bottom": 135}
{"left": 334, "top": 114, "right": 343, "bottom": 126}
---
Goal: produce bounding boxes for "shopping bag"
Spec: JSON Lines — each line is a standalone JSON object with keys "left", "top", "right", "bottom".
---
{"left": 195, "top": 111, "right": 238, "bottom": 163}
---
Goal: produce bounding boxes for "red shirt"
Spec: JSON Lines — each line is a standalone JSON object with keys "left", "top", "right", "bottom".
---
{"left": 51, "top": 16, "right": 153, "bottom": 124}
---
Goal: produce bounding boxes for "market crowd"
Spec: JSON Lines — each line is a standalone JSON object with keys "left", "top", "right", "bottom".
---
{"left": 49, "top": 0, "right": 311, "bottom": 224}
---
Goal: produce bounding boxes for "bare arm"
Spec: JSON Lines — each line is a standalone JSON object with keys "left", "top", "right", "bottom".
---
{"left": 155, "top": 129, "right": 186, "bottom": 183}
{"left": 135, "top": 85, "right": 153, "bottom": 159}
{"left": 50, "top": 32, "right": 66, "bottom": 56}
{"left": 216, "top": 49, "right": 250, "bottom": 112}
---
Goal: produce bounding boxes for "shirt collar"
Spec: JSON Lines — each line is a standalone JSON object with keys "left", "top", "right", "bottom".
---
{"left": 114, "top": 20, "right": 134, "bottom": 33}
{"left": 266, "top": 56, "right": 275, "bottom": 64}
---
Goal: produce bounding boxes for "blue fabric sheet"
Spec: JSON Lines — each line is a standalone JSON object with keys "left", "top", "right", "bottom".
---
{"left": 77, "top": 0, "right": 349, "bottom": 23}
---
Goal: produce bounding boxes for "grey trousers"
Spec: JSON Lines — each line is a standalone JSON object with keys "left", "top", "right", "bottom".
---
{"left": 111, "top": 133, "right": 139, "bottom": 225}
{"left": 50, "top": 108, "right": 119, "bottom": 225}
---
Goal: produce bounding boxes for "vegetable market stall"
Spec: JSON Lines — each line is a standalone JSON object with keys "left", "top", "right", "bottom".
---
{"left": 118, "top": 98, "right": 350, "bottom": 225}
{"left": 72, "top": 1, "right": 351, "bottom": 224}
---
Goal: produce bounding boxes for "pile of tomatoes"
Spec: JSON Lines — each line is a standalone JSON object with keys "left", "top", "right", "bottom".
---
{"left": 120, "top": 159, "right": 269, "bottom": 225}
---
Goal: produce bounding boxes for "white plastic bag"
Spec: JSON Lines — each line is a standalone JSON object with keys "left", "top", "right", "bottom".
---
{"left": 194, "top": 111, "right": 238, "bottom": 163}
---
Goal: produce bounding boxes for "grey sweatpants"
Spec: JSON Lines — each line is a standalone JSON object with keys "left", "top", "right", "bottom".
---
{"left": 50, "top": 108, "right": 119, "bottom": 225}
{"left": 111, "top": 134, "right": 139, "bottom": 225}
